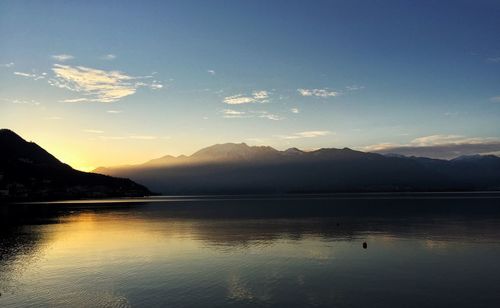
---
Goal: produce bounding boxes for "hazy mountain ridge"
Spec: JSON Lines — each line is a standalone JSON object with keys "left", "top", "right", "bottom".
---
{"left": 95, "top": 143, "right": 500, "bottom": 194}
{"left": 0, "top": 129, "right": 151, "bottom": 200}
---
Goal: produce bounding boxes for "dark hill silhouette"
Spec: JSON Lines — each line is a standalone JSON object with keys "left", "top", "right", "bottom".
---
{"left": 94, "top": 143, "right": 500, "bottom": 194}
{"left": 0, "top": 129, "right": 151, "bottom": 200}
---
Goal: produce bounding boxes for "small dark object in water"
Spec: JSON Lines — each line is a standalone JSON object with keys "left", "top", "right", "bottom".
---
{"left": 336, "top": 223, "right": 340, "bottom": 226}
{"left": 362, "top": 242, "right": 367, "bottom": 249}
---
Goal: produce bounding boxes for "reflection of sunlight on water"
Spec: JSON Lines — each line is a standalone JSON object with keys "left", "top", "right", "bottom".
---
{"left": 2, "top": 197, "right": 500, "bottom": 307}
{"left": 227, "top": 274, "right": 254, "bottom": 301}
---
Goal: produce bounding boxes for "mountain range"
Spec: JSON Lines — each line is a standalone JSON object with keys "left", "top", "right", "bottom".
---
{"left": 0, "top": 129, "right": 151, "bottom": 200}
{"left": 94, "top": 142, "right": 500, "bottom": 194}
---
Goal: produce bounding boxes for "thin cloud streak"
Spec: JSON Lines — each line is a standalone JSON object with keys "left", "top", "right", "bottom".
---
{"left": 100, "top": 54, "right": 116, "bottom": 60}
{"left": 364, "top": 135, "right": 500, "bottom": 159}
{"left": 14, "top": 71, "right": 45, "bottom": 80}
{"left": 277, "top": 130, "right": 332, "bottom": 139}
{"left": 220, "top": 109, "right": 283, "bottom": 120}
{"left": 52, "top": 54, "right": 75, "bottom": 62}
{"left": 98, "top": 135, "right": 158, "bottom": 140}
{"left": 83, "top": 129, "right": 104, "bottom": 134}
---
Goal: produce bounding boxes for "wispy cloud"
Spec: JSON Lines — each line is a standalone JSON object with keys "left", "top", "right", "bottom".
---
{"left": 98, "top": 135, "right": 158, "bottom": 141}
{"left": 490, "top": 96, "right": 500, "bottom": 102}
{"left": 277, "top": 130, "right": 332, "bottom": 139}
{"left": 221, "top": 109, "right": 247, "bottom": 118}
{"left": 254, "top": 110, "right": 283, "bottom": 121}
{"left": 129, "top": 135, "right": 157, "bottom": 140}
{"left": 1, "top": 62, "right": 14, "bottom": 68}
{"left": 106, "top": 110, "right": 123, "bottom": 114}
{"left": 345, "top": 85, "right": 365, "bottom": 91}
{"left": 364, "top": 135, "right": 500, "bottom": 159}
{"left": 487, "top": 57, "right": 500, "bottom": 63}
{"left": 223, "top": 90, "right": 269, "bottom": 104}
{"left": 100, "top": 54, "right": 116, "bottom": 60}
{"left": 207, "top": 69, "right": 216, "bottom": 75}
{"left": 220, "top": 109, "right": 283, "bottom": 120}
{"left": 52, "top": 54, "right": 75, "bottom": 62}
{"left": 252, "top": 90, "right": 269, "bottom": 100}
{"left": 5, "top": 98, "right": 41, "bottom": 106}
{"left": 46, "top": 116, "right": 62, "bottom": 120}
{"left": 297, "top": 85, "right": 363, "bottom": 98}
{"left": 14, "top": 71, "right": 46, "bottom": 80}
{"left": 298, "top": 88, "right": 340, "bottom": 98}
{"left": 291, "top": 108, "right": 299, "bottom": 114}
{"left": 59, "top": 98, "right": 89, "bottom": 103}
{"left": 83, "top": 129, "right": 104, "bottom": 134}
{"left": 410, "top": 135, "right": 466, "bottom": 146}
{"left": 50, "top": 64, "right": 163, "bottom": 103}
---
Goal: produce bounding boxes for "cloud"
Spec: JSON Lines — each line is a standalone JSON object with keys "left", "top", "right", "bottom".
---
{"left": 223, "top": 95, "right": 255, "bottom": 104}
{"left": 14, "top": 71, "right": 45, "bottom": 80}
{"left": 223, "top": 90, "right": 269, "bottom": 104}
{"left": 106, "top": 110, "right": 123, "bottom": 114}
{"left": 364, "top": 135, "right": 500, "bottom": 159}
{"left": 298, "top": 88, "right": 340, "bottom": 97}
{"left": 207, "top": 69, "right": 216, "bottom": 75}
{"left": 49, "top": 64, "right": 163, "bottom": 103}
{"left": 59, "top": 98, "right": 89, "bottom": 103}
{"left": 6, "top": 98, "right": 41, "bottom": 106}
{"left": 252, "top": 90, "right": 269, "bottom": 100}
{"left": 14, "top": 72, "right": 34, "bottom": 77}
{"left": 291, "top": 108, "right": 299, "bottom": 114}
{"left": 83, "top": 129, "right": 104, "bottom": 134}
{"left": 98, "top": 135, "right": 157, "bottom": 141}
{"left": 346, "top": 85, "right": 365, "bottom": 91}
{"left": 97, "top": 136, "right": 126, "bottom": 140}
{"left": 410, "top": 135, "right": 466, "bottom": 146}
{"left": 52, "top": 54, "right": 75, "bottom": 62}
{"left": 221, "top": 109, "right": 247, "bottom": 118}
{"left": 254, "top": 110, "right": 283, "bottom": 121}
{"left": 1, "top": 62, "right": 14, "bottom": 68}
{"left": 487, "top": 57, "right": 500, "bottom": 63}
{"left": 100, "top": 54, "right": 116, "bottom": 60}
{"left": 148, "top": 83, "right": 163, "bottom": 89}
{"left": 46, "top": 116, "right": 62, "bottom": 120}
{"left": 220, "top": 109, "right": 283, "bottom": 120}
{"left": 129, "top": 135, "right": 157, "bottom": 140}
{"left": 490, "top": 96, "right": 500, "bottom": 102}
{"left": 278, "top": 130, "right": 332, "bottom": 139}
{"left": 259, "top": 113, "right": 282, "bottom": 121}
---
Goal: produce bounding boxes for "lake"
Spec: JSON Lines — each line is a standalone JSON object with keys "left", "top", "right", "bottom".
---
{"left": 1, "top": 193, "right": 500, "bottom": 307}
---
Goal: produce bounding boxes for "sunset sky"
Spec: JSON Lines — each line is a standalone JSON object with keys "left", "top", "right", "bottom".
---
{"left": 1, "top": 0, "right": 500, "bottom": 171}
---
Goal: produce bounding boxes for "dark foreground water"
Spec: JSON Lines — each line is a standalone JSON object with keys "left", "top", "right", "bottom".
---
{"left": 1, "top": 193, "right": 500, "bottom": 307}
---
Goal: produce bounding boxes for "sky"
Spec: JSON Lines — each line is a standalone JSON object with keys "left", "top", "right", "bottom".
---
{"left": 1, "top": 0, "right": 500, "bottom": 171}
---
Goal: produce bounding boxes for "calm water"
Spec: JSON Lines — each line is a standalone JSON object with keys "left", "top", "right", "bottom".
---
{"left": 1, "top": 193, "right": 500, "bottom": 307}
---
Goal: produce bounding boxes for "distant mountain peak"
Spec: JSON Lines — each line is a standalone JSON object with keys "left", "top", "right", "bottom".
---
{"left": 284, "top": 147, "right": 304, "bottom": 155}
{"left": 190, "top": 142, "right": 280, "bottom": 161}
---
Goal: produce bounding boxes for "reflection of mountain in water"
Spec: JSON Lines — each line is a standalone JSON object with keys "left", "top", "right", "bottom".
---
{"left": 2, "top": 195, "right": 500, "bottom": 255}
